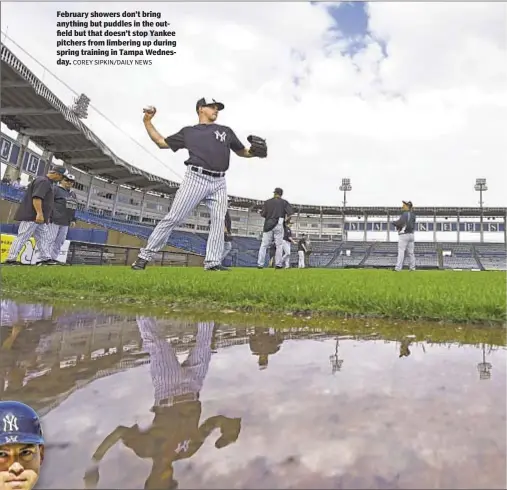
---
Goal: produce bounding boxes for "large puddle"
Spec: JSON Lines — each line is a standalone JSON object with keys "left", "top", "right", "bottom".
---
{"left": 1, "top": 299, "right": 506, "bottom": 489}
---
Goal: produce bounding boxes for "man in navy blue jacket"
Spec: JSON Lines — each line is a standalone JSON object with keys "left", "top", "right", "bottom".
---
{"left": 48, "top": 174, "right": 77, "bottom": 264}
{"left": 392, "top": 200, "right": 417, "bottom": 271}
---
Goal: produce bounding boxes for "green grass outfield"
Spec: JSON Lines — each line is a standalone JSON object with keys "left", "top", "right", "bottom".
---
{"left": 2, "top": 266, "right": 506, "bottom": 324}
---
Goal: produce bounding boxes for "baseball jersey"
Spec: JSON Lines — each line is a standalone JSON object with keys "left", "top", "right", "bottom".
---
{"left": 393, "top": 211, "right": 416, "bottom": 234}
{"left": 51, "top": 186, "right": 78, "bottom": 226}
{"left": 14, "top": 176, "right": 55, "bottom": 223}
{"left": 261, "top": 197, "right": 293, "bottom": 221}
{"left": 297, "top": 238, "right": 307, "bottom": 252}
{"left": 164, "top": 124, "right": 245, "bottom": 172}
{"left": 283, "top": 225, "right": 292, "bottom": 242}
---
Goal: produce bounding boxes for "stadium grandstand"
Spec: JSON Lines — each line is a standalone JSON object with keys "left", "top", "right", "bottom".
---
{"left": 1, "top": 44, "right": 506, "bottom": 271}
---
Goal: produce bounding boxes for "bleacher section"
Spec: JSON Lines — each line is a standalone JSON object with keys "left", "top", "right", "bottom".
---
{"left": 307, "top": 240, "right": 341, "bottom": 267}
{"left": 0, "top": 223, "right": 108, "bottom": 244}
{"left": 414, "top": 242, "right": 439, "bottom": 268}
{"left": 364, "top": 242, "right": 396, "bottom": 268}
{"left": 474, "top": 243, "right": 506, "bottom": 271}
{"left": 440, "top": 244, "right": 480, "bottom": 270}
{"left": 327, "top": 242, "right": 371, "bottom": 268}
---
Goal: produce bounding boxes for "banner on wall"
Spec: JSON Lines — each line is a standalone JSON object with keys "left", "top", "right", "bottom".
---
{"left": 0, "top": 234, "right": 70, "bottom": 264}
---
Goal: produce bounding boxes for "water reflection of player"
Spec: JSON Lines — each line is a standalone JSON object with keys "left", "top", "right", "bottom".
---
{"left": 399, "top": 339, "right": 412, "bottom": 358}
{"left": 0, "top": 301, "right": 54, "bottom": 398}
{"left": 84, "top": 317, "right": 242, "bottom": 490}
{"left": 249, "top": 327, "right": 283, "bottom": 370}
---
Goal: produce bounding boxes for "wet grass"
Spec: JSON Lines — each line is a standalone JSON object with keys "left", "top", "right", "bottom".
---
{"left": 3, "top": 266, "right": 506, "bottom": 324}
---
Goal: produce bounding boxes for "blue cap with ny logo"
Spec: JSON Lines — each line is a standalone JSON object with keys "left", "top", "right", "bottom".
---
{"left": 0, "top": 401, "right": 44, "bottom": 446}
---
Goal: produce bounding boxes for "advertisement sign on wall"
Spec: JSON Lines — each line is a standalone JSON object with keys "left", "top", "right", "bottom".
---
{"left": 0, "top": 233, "right": 70, "bottom": 264}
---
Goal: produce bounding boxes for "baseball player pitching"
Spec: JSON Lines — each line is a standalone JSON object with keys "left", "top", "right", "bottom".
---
{"left": 0, "top": 401, "right": 45, "bottom": 490}
{"left": 132, "top": 97, "right": 267, "bottom": 271}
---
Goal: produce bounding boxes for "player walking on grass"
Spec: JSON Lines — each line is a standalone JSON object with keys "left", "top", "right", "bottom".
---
{"left": 48, "top": 173, "right": 78, "bottom": 264}
{"left": 132, "top": 98, "right": 267, "bottom": 272}
{"left": 257, "top": 188, "right": 293, "bottom": 269}
{"left": 297, "top": 234, "right": 308, "bottom": 268}
{"left": 4, "top": 167, "right": 66, "bottom": 266}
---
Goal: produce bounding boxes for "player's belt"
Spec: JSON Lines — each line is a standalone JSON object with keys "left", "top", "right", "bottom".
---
{"left": 190, "top": 166, "right": 225, "bottom": 178}
{"left": 157, "top": 392, "right": 199, "bottom": 406}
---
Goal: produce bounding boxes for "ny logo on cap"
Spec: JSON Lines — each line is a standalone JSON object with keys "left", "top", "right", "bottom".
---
{"left": 214, "top": 130, "right": 226, "bottom": 143}
{"left": 3, "top": 414, "right": 18, "bottom": 432}
{"left": 204, "top": 97, "right": 218, "bottom": 105}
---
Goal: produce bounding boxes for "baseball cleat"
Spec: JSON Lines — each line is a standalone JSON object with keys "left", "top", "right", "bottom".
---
{"left": 2, "top": 260, "right": 22, "bottom": 266}
{"left": 131, "top": 258, "right": 148, "bottom": 270}
{"left": 36, "top": 260, "right": 59, "bottom": 266}
{"left": 205, "top": 265, "right": 230, "bottom": 271}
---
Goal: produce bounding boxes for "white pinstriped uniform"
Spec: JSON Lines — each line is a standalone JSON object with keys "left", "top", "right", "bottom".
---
{"left": 222, "top": 241, "right": 232, "bottom": 262}
{"left": 139, "top": 167, "right": 227, "bottom": 269}
{"left": 47, "top": 223, "right": 69, "bottom": 261}
{"left": 282, "top": 241, "right": 291, "bottom": 268}
{"left": 6, "top": 221, "right": 55, "bottom": 262}
{"left": 136, "top": 316, "right": 214, "bottom": 405}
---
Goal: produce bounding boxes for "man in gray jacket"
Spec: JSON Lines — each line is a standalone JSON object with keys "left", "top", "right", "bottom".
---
{"left": 48, "top": 174, "right": 78, "bottom": 263}
{"left": 392, "top": 200, "right": 416, "bottom": 271}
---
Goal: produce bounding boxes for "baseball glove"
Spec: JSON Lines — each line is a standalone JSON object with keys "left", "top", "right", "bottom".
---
{"left": 247, "top": 135, "right": 267, "bottom": 158}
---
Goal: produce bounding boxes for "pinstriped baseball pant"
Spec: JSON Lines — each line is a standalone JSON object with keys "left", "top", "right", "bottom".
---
{"left": 282, "top": 241, "right": 291, "bottom": 268}
{"left": 47, "top": 223, "right": 69, "bottom": 261}
{"left": 6, "top": 221, "right": 53, "bottom": 262}
{"left": 136, "top": 316, "right": 214, "bottom": 404}
{"left": 222, "top": 241, "right": 232, "bottom": 263}
{"left": 139, "top": 167, "right": 227, "bottom": 269}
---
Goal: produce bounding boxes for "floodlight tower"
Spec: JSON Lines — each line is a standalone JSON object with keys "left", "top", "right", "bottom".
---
{"left": 70, "top": 93, "right": 91, "bottom": 120}
{"left": 474, "top": 178, "right": 487, "bottom": 243}
{"left": 477, "top": 344, "right": 492, "bottom": 380}
{"left": 329, "top": 338, "right": 344, "bottom": 374}
{"left": 339, "top": 178, "right": 352, "bottom": 241}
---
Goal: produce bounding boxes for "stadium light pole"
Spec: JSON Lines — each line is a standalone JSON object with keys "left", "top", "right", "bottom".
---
{"left": 339, "top": 178, "right": 352, "bottom": 242}
{"left": 329, "top": 338, "right": 344, "bottom": 374}
{"left": 474, "top": 178, "right": 487, "bottom": 243}
{"left": 70, "top": 93, "right": 91, "bottom": 120}
{"left": 477, "top": 344, "right": 492, "bottom": 380}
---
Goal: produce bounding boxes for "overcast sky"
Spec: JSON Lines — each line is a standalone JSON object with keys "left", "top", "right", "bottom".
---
{"left": 1, "top": 2, "right": 506, "bottom": 207}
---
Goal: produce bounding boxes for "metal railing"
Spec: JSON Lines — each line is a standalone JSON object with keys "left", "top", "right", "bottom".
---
{"left": 66, "top": 241, "right": 194, "bottom": 267}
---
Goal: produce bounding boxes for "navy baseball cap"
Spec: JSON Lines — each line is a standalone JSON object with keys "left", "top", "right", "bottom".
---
{"left": 49, "top": 166, "right": 68, "bottom": 176}
{"left": 402, "top": 200, "right": 413, "bottom": 207}
{"left": 0, "top": 401, "right": 44, "bottom": 445}
{"left": 274, "top": 188, "right": 283, "bottom": 195}
{"left": 196, "top": 97, "right": 224, "bottom": 112}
